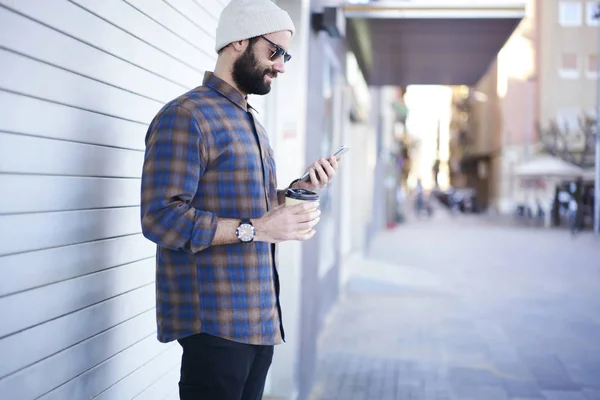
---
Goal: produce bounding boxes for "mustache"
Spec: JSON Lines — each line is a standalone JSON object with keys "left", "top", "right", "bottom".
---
{"left": 264, "top": 69, "right": 278, "bottom": 79}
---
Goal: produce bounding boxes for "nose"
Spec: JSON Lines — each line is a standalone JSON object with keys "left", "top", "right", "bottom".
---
{"left": 272, "top": 59, "right": 285, "bottom": 74}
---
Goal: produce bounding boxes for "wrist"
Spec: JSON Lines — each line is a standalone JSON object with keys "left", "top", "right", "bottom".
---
{"left": 251, "top": 217, "right": 269, "bottom": 242}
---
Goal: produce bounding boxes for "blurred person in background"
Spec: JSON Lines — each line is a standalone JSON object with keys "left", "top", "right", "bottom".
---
{"left": 140, "top": 0, "right": 340, "bottom": 399}
{"left": 415, "top": 178, "right": 424, "bottom": 212}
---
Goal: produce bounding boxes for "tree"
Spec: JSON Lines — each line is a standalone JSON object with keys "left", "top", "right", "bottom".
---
{"left": 536, "top": 113, "right": 597, "bottom": 168}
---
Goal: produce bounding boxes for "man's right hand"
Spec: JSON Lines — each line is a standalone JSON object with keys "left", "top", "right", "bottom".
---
{"left": 252, "top": 202, "right": 321, "bottom": 243}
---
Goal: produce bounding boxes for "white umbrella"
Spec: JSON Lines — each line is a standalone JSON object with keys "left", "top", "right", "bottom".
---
{"left": 514, "top": 155, "right": 586, "bottom": 179}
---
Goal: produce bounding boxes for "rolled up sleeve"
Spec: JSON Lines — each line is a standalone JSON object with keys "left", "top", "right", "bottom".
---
{"left": 140, "top": 105, "right": 217, "bottom": 253}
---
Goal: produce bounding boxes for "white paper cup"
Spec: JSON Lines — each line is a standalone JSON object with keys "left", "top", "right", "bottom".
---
{"left": 285, "top": 188, "right": 320, "bottom": 234}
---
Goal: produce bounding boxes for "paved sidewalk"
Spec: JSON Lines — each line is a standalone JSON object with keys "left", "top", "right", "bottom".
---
{"left": 308, "top": 213, "right": 600, "bottom": 400}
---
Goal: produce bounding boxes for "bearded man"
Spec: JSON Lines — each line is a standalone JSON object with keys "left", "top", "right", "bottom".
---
{"left": 140, "top": 1, "right": 340, "bottom": 399}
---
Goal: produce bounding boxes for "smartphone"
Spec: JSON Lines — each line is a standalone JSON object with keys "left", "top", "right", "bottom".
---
{"left": 333, "top": 145, "right": 350, "bottom": 158}
{"left": 299, "top": 145, "right": 350, "bottom": 182}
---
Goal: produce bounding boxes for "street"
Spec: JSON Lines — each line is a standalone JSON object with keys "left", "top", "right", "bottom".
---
{"left": 308, "top": 210, "right": 600, "bottom": 400}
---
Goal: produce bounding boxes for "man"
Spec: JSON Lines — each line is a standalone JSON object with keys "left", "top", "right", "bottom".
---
{"left": 140, "top": 0, "right": 340, "bottom": 399}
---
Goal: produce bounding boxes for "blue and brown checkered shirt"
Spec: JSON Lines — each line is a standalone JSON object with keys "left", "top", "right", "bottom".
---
{"left": 141, "top": 72, "right": 284, "bottom": 345}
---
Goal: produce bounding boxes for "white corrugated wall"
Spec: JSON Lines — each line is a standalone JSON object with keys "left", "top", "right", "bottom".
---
{"left": 0, "top": 0, "right": 228, "bottom": 398}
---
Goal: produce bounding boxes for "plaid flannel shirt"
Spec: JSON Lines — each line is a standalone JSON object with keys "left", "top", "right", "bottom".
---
{"left": 141, "top": 72, "right": 284, "bottom": 345}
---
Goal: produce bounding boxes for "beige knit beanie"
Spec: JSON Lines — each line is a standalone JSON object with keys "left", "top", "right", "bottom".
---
{"left": 215, "top": 0, "right": 296, "bottom": 53}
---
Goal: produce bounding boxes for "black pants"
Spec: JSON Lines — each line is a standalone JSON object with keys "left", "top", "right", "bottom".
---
{"left": 177, "top": 333, "right": 274, "bottom": 400}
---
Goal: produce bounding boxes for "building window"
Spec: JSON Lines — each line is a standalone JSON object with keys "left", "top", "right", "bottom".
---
{"left": 559, "top": 53, "right": 580, "bottom": 78}
{"left": 587, "top": 54, "right": 598, "bottom": 78}
{"left": 586, "top": 1, "right": 599, "bottom": 26}
{"left": 559, "top": 1, "right": 583, "bottom": 26}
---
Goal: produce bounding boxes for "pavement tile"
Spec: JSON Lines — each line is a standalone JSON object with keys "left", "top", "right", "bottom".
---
{"left": 494, "top": 362, "right": 535, "bottom": 381}
{"left": 510, "top": 395, "right": 546, "bottom": 400}
{"left": 489, "top": 346, "right": 523, "bottom": 364}
{"left": 511, "top": 398, "right": 547, "bottom": 400}
{"left": 582, "top": 388, "right": 600, "bottom": 400}
{"left": 448, "top": 366, "right": 503, "bottom": 387}
{"left": 542, "top": 391, "right": 589, "bottom": 400}
{"left": 397, "top": 384, "right": 424, "bottom": 400}
{"left": 558, "top": 351, "right": 600, "bottom": 365}
{"left": 564, "top": 363, "right": 600, "bottom": 389}
{"left": 503, "top": 379, "right": 545, "bottom": 398}
{"left": 522, "top": 355, "right": 581, "bottom": 391}
{"left": 451, "top": 384, "right": 509, "bottom": 400}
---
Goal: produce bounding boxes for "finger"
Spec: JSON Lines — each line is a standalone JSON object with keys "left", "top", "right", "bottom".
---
{"left": 295, "top": 229, "right": 316, "bottom": 241}
{"left": 295, "top": 209, "right": 321, "bottom": 223}
{"left": 297, "top": 217, "right": 320, "bottom": 232}
{"left": 314, "top": 160, "right": 328, "bottom": 186}
{"left": 309, "top": 167, "right": 319, "bottom": 188}
{"left": 328, "top": 155, "right": 339, "bottom": 169}
{"left": 321, "top": 157, "right": 336, "bottom": 178}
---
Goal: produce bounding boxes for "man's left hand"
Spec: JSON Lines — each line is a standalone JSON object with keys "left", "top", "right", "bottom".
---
{"left": 294, "top": 155, "right": 341, "bottom": 191}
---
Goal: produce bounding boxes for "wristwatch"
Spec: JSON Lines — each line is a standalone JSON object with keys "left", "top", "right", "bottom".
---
{"left": 236, "top": 218, "right": 255, "bottom": 243}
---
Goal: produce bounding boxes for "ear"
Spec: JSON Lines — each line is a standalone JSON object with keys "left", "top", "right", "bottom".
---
{"left": 231, "top": 40, "right": 246, "bottom": 53}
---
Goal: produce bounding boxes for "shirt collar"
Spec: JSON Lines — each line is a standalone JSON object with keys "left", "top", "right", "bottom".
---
{"left": 202, "top": 71, "right": 257, "bottom": 113}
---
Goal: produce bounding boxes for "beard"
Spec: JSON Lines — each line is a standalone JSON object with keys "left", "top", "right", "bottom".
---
{"left": 232, "top": 45, "right": 276, "bottom": 96}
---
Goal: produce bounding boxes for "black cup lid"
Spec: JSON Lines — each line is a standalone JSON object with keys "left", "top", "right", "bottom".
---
{"left": 285, "top": 188, "right": 319, "bottom": 201}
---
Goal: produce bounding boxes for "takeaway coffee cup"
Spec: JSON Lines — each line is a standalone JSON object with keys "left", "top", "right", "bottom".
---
{"left": 285, "top": 188, "right": 320, "bottom": 234}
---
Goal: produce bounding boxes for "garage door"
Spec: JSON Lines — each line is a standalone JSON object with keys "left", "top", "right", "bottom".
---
{"left": 0, "top": 0, "right": 225, "bottom": 398}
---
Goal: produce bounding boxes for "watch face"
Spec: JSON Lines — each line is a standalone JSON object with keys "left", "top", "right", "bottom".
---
{"left": 237, "top": 223, "right": 255, "bottom": 242}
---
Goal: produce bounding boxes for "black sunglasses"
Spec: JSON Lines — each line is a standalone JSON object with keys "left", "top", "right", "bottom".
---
{"left": 260, "top": 36, "right": 292, "bottom": 63}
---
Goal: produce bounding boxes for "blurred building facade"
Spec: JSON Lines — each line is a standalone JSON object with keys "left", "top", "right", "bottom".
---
{"left": 450, "top": 0, "right": 598, "bottom": 214}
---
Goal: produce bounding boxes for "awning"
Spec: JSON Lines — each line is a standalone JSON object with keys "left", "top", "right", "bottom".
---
{"left": 514, "top": 155, "right": 589, "bottom": 179}
{"left": 343, "top": 1, "right": 526, "bottom": 86}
